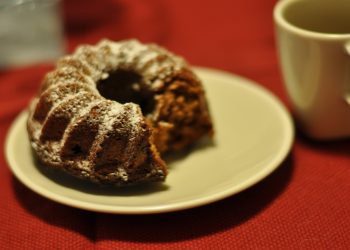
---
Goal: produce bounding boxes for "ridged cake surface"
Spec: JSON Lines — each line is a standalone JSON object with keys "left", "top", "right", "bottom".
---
{"left": 27, "top": 39, "right": 213, "bottom": 186}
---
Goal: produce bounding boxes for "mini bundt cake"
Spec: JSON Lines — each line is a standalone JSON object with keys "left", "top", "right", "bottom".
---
{"left": 27, "top": 39, "right": 213, "bottom": 186}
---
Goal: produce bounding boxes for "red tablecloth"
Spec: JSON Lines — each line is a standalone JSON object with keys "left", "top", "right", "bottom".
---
{"left": 1, "top": 0, "right": 350, "bottom": 249}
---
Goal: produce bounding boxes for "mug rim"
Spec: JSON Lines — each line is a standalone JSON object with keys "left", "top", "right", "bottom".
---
{"left": 274, "top": 0, "right": 350, "bottom": 40}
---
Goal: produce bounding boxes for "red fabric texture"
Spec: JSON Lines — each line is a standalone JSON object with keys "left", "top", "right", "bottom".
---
{"left": 1, "top": 0, "right": 350, "bottom": 249}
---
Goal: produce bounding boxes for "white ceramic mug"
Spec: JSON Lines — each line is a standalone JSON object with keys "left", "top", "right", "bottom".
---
{"left": 274, "top": 0, "right": 350, "bottom": 139}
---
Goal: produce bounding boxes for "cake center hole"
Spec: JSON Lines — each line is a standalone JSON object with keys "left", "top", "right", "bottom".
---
{"left": 97, "top": 70, "right": 154, "bottom": 114}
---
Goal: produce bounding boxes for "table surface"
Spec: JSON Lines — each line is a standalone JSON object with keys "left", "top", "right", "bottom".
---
{"left": 1, "top": 0, "right": 349, "bottom": 249}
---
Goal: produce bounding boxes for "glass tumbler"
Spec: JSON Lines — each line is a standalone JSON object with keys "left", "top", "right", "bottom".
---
{"left": 0, "top": 0, "right": 65, "bottom": 68}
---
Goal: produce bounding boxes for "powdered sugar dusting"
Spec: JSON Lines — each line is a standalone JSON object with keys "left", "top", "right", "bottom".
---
{"left": 104, "top": 102, "right": 124, "bottom": 131}
{"left": 61, "top": 99, "right": 102, "bottom": 147}
{"left": 128, "top": 103, "right": 143, "bottom": 134}
{"left": 45, "top": 39, "right": 187, "bottom": 93}
{"left": 27, "top": 39, "right": 184, "bottom": 184}
{"left": 94, "top": 39, "right": 187, "bottom": 89}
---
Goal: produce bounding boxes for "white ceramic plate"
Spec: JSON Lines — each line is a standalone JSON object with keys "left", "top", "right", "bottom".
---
{"left": 5, "top": 67, "right": 294, "bottom": 214}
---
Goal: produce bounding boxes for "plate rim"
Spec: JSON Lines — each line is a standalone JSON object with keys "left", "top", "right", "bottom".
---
{"left": 5, "top": 67, "right": 294, "bottom": 214}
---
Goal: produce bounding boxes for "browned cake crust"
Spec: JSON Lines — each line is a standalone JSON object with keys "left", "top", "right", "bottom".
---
{"left": 27, "top": 39, "right": 213, "bottom": 186}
